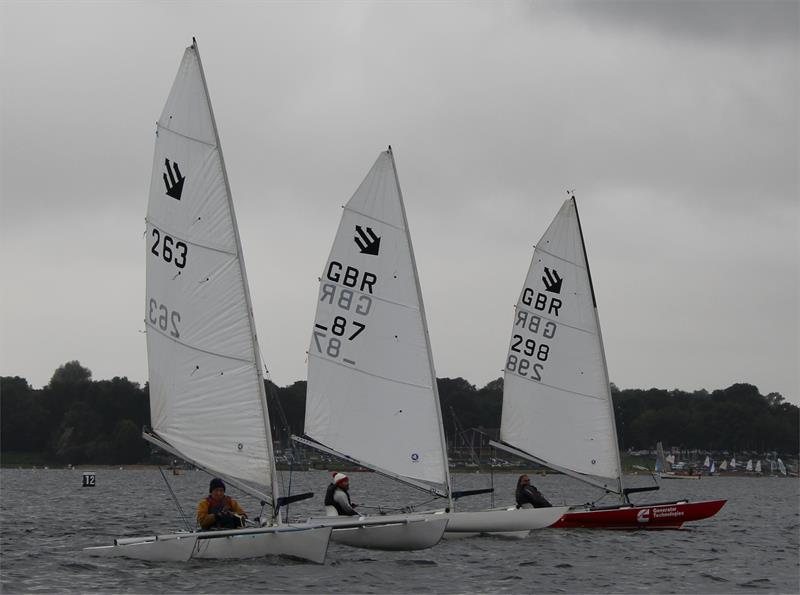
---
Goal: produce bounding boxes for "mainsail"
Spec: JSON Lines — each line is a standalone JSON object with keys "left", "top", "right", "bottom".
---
{"left": 497, "top": 197, "right": 623, "bottom": 493}
{"left": 304, "top": 149, "right": 450, "bottom": 495}
{"left": 145, "top": 42, "right": 275, "bottom": 497}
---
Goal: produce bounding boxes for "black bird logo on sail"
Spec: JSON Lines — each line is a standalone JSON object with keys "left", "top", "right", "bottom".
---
{"left": 163, "top": 158, "right": 185, "bottom": 200}
{"left": 542, "top": 267, "right": 563, "bottom": 294}
{"left": 354, "top": 225, "right": 381, "bottom": 255}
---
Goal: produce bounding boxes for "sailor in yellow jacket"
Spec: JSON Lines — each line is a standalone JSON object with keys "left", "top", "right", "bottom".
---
{"left": 197, "top": 477, "right": 247, "bottom": 530}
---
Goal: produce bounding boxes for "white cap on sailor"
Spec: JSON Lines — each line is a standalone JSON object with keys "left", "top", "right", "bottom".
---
{"left": 333, "top": 472, "right": 348, "bottom": 486}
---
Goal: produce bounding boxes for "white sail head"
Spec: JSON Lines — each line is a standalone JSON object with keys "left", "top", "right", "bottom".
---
{"left": 500, "top": 198, "right": 621, "bottom": 489}
{"left": 145, "top": 44, "right": 272, "bottom": 491}
{"left": 305, "top": 151, "right": 448, "bottom": 489}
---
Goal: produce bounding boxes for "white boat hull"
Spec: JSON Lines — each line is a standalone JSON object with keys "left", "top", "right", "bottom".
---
{"left": 307, "top": 514, "right": 448, "bottom": 551}
{"left": 83, "top": 525, "right": 332, "bottom": 564}
{"left": 84, "top": 533, "right": 198, "bottom": 562}
{"left": 429, "top": 506, "right": 568, "bottom": 535}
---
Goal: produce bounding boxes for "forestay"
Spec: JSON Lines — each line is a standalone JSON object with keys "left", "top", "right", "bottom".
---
{"left": 500, "top": 197, "right": 622, "bottom": 492}
{"left": 145, "top": 45, "right": 272, "bottom": 491}
{"left": 305, "top": 150, "right": 449, "bottom": 490}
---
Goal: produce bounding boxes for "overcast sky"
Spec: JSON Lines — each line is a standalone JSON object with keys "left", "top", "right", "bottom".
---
{"left": 1, "top": 1, "right": 797, "bottom": 404}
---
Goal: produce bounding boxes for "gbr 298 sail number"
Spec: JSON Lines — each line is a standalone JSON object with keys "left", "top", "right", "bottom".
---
{"left": 506, "top": 335, "right": 549, "bottom": 381}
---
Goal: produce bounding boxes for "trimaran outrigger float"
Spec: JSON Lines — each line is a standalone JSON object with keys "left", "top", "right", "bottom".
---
{"left": 84, "top": 40, "right": 442, "bottom": 563}
{"left": 293, "top": 149, "right": 567, "bottom": 547}
{"left": 491, "top": 196, "right": 726, "bottom": 529}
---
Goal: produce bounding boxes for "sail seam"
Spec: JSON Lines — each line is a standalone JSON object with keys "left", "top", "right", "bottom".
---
{"left": 514, "top": 305, "right": 597, "bottom": 336}
{"left": 308, "top": 351, "right": 432, "bottom": 390}
{"left": 156, "top": 122, "right": 217, "bottom": 148}
{"left": 506, "top": 372, "right": 606, "bottom": 401}
{"left": 317, "top": 278, "right": 420, "bottom": 312}
{"left": 533, "top": 246, "right": 587, "bottom": 270}
{"left": 145, "top": 321, "right": 256, "bottom": 364}
{"left": 342, "top": 205, "right": 405, "bottom": 232}
{"left": 146, "top": 218, "right": 238, "bottom": 257}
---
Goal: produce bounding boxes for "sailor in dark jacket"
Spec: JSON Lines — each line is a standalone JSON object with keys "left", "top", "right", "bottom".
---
{"left": 324, "top": 472, "right": 358, "bottom": 516}
{"left": 515, "top": 474, "right": 552, "bottom": 508}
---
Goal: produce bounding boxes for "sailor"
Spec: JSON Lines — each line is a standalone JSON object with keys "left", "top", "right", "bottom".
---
{"left": 196, "top": 477, "right": 247, "bottom": 530}
{"left": 515, "top": 474, "right": 552, "bottom": 509}
{"left": 324, "top": 472, "right": 358, "bottom": 516}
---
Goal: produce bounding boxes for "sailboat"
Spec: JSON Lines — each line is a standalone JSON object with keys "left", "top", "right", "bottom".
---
{"left": 490, "top": 196, "right": 725, "bottom": 529}
{"left": 655, "top": 442, "right": 700, "bottom": 480}
{"left": 294, "top": 149, "right": 566, "bottom": 547}
{"left": 84, "top": 39, "right": 333, "bottom": 562}
{"left": 777, "top": 458, "right": 787, "bottom": 476}
{"left": 754, "top": 460, "right": 762, "bottom": 474}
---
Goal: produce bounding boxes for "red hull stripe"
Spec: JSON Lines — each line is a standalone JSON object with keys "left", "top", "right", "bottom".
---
{"left": 550, "top": 499, "right": 727, "bottom": 529}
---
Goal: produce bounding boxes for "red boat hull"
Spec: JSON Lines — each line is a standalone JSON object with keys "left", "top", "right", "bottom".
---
{"left": 550, "top": 499, "right": 727, "bottom": 530}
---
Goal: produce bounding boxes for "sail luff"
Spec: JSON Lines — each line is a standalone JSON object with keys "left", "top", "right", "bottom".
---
{"left": 387, "top": 147, "right": 453, "bottom": 507}
{"left": 191, "top": 39, "right": 278, "bottom": 507}
{"left": 571, "top": 195, "right": 625, "bottom": 498}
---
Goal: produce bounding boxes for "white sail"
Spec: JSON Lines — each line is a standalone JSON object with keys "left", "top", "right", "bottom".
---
{"left": 755, "top": 460, "right": 762, "bottom": 473}
{"left": 304, "top": 150, "right": 449, "bottom": 490}
{"left": 145, "top": 44, "right": 273, "bottom": 492}
{"left": 655, "top": 442, "right": 670, "bottom": 473}
{"left": 719, "top": 460, "right": 728, "bottom": 471}
{"left": 703, "top": 456, "right": 711, "bottom": 468}
{"left": 500, "top": 198, "right": 622, "bottom": 491}
{"left": 730, "top": 457, "right": 737, "bottom": 470}
{"left": 710, "top": 460, "right": 716, "bottom": 473}
{"left": 777, "top": 458, "right": 787, "bottom": 475}
{"left": 746, "top": 459, "right": 753, "bottom": 472}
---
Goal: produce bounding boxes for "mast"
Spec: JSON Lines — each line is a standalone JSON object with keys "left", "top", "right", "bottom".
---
{"left": 387, "top": 146, "right": 453, "bottom": 509}
{"left": 571, "top": 194, "right": 625, "bottom": 500}
{"left": 192, "top": 38, "right": 281, "bottom": 513}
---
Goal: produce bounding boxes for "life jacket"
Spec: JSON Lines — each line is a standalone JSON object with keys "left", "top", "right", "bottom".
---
{"left": 324, "top": 483, "right": 353, "bottom": 515}
{"left": 516, "top": 484, "right": 552, "bottom": 509}
{"left": 206, "top": 494, "right": 234, "bottom": 515}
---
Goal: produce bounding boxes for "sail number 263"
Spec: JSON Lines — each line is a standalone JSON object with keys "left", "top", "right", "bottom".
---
{"left": 151, "top": 229, "right": 187, "bottom": 269}
{"left": 148, "top": 298, "right": 181, "bottom": 338}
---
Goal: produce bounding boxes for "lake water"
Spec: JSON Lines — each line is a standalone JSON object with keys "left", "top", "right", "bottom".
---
{"left": 1, "top": 468, "right": 797, "bottom": 593}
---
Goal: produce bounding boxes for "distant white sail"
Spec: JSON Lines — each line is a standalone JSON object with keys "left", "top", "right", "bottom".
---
{"left": 304, "top": 150, "right": 448, "bottom": 490}
{"left": 500, "top": 198, "right": 621, "bottom": 491}
{"left": 730, "top": 457, "right": 737, "bottom": 470}
{"left": 703, "top": 456, "right": 711, "bottom": 468}
{"left": 746, "top": 459, "right": 753, "bottom": 472}
{"left": 755, "top": 460, "right": 762, "bottom": 473}
{"left": 778, "top": 458, "right": 787, "bottom": 475}
{"left": 145, "top": 45, "right": 273, "bottom": 490}
{"left": 719, "top": 460, "right": 728, "bottom": 471}
{"left": 710, "top": 460, "right": 716, "bottom": 473}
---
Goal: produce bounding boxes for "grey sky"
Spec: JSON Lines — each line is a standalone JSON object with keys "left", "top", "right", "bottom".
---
{"left": 1, "top": 1, "right": 798, "bottom": 404}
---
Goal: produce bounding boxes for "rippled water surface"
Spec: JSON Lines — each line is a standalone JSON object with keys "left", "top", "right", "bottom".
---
{"left": 1, "top": 468, "right": 797, "bottom": 593}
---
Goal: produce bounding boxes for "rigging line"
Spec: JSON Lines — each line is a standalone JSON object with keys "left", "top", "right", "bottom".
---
{"left": 145, "top": 218, "right": 238, "bottom": 257}
{"left": 342, "top": 205, "right": 405, "bottom": 232}
{"left": 159, "top": 466, "right": 192, "bottom": 531}
{"left": 506, "top": 371, "right": 608, "bottom": 402}
{"left": 156, "top": 122, "right": 217, "bottom": 148}
{"left": 307, "top": 351, "right": 433, "bottom": 391}
{"left": 144, "top": 321, "right": 255, "bottom": 364}
{"left": 533, "top": 245, "right": 588, "bottom": 270}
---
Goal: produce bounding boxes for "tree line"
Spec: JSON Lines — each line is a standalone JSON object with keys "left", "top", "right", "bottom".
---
{"left": 1, "top": 361, "right": 797, "bottom": 465}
